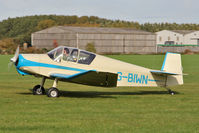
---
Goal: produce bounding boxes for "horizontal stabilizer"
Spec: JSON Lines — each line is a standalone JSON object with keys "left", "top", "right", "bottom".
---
{"left": 152, "top": 52, "right": 184, "bottom": 86}
{"left": 150, "top": 70, "right": 179, "bottom": 76}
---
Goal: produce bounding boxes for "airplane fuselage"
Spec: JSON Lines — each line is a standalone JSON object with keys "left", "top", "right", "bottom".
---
{"left": 17, "top": 53, "right": 166, "bottom": 87}
{"left": 11, "top": 46, "right": 183, "bottom": 97}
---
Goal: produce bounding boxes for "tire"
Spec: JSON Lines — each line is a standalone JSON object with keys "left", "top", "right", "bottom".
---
{"left": 170, "top": 91, "right": 175, "bottom": 95}
{"left": 33, "top": 85, "right": 45, "bottom": 95}
{"left": 47, "top": 87, "right": 60, "bottom": 97}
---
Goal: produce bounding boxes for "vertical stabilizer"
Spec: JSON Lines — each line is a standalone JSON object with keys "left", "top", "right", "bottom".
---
{"left": 161, "top": 52, "right": 183, "bottom": 86}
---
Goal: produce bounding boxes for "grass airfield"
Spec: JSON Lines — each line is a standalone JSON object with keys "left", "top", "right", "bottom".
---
{"left": 0, "top": 54, "right": 199, "bottom": 133}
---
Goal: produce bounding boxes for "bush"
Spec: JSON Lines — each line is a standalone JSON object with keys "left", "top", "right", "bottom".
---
{"left": 184, "top": 49, "right": 194, "bottom": 55}
{"left": 21, "top": 46, "right": 48, "bottom": 54}
{"left": 85, "top": 42, "right": 96, "bottom": 53}
{"left": 0, "top": 38, "right": 17, "bottom": 54}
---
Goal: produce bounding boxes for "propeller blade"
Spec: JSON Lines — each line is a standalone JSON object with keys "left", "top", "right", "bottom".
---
{"left": 8, "top": 62, "right": 13, "bottom": 71}
{"left": 10, "top": 45, "right": 19, "bottom": 63}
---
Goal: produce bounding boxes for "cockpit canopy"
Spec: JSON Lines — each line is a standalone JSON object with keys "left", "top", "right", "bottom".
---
{"left": 47, "top": 46, "right": 96, "bottom": 65}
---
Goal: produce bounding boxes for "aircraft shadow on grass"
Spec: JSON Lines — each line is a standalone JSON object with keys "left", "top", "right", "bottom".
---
{"left": 18, "top": 89, "right": 180, "bottom": 98}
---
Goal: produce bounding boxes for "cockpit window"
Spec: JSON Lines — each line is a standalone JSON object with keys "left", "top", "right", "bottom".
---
{"left": 78, "top": 51, "right": 96, "bottom": 65}
{"left": 48, "top": 46, "right": 96, "bottom": 64}
{"left": 68, "top": 49, "right": 78, "bottom": 62}
{"left": 47, "top": 47, "right": 63, "bottom": 61}
{"left": 48, "top": 49, "right": 56, "bottom": 59}
{"left": 55, "top": 48, "right": 63, "bottom": 59}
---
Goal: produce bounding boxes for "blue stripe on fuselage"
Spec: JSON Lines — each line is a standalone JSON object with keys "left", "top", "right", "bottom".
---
{"left": 17, "top": 54, "right": 87, "bottom": 72}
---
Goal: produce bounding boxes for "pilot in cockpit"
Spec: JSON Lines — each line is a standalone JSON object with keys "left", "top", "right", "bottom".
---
{"left": 63, "top": 48, "right": 70, "bottom": 61}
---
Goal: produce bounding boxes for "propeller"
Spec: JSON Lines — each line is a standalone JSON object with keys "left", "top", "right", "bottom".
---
{"left": 8, "top": 62, "right": 13, "bottom": 71}
{"left": 8, "top": 45, "right": 20, "bottom": 71}
{"left": 10, "top": 45, "right": 19, "bottom": 63}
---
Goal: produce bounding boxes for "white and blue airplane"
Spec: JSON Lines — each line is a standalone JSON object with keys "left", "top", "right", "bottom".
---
{"left": 10, "top": 46, "right": 183, "bottom": 97}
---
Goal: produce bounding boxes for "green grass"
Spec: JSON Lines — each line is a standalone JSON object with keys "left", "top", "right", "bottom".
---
{"left": 0, "top": 54, "right": 199, "bottom": 133}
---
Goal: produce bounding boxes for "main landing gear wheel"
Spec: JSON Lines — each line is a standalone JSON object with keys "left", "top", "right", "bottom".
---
{"left": 47, "top": 87, "right": 60, "bottom": 97}
{"left": 33, "top": 85, "right": 45, "bottom": 95}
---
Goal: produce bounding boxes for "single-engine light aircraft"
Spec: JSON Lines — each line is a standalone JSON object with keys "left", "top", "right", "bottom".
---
{"left": 10, "top": 46, "right": 183, "bottom": 97}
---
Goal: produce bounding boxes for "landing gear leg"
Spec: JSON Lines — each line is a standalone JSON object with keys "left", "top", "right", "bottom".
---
{"left": 33, "top": 77, "right": 46, "bottom": 95}
{"left": 40, "top": 77, "right": 46, "bottom": 89}
{"left": 47, "top": 78, "right": 60, "bottom": 97}
{"left": 52, "top": 78, "right": 58, "bottom": 88}
{"left": 165, "top": 87, "right": 175, "bottom": 95}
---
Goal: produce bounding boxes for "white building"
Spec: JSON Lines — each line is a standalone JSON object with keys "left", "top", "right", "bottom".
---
{"left": 156, "top": 30, "right": 199, "bottom": 46}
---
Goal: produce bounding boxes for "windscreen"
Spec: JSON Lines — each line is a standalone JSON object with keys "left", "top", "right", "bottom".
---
{"left": 47, "top": 47, "right": 63, "bottom": 60}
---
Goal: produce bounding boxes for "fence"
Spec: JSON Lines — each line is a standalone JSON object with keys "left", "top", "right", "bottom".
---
{"left": 157, "top": 45, "right": 199, "bottom": 53}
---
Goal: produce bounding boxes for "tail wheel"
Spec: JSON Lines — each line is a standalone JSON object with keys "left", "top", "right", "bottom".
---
{"left": 33, "top": 85, "right": 45, "bottom": 95}
{"left": 170, "top": 91, "right": 175, "bottom": 95}
{"left": 47, "top": 87, "right": 60, "bottom": 97}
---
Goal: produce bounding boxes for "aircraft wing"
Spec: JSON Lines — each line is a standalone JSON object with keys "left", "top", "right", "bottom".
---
{"left": 50, "top": 70, "right": 118, "bottom": 87}
{"left": 50, "top": 70, "right": 94, "bottom": 79}
{"left": 150, "top": 70, "right": 179, "bottom": 76}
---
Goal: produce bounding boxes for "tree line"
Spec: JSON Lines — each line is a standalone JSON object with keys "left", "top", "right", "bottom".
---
{"left": 0, "top": 15, "right": 139, "bottom": 45}
{"left": 1, "top": 15, "right": 199, "bottom": 54}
